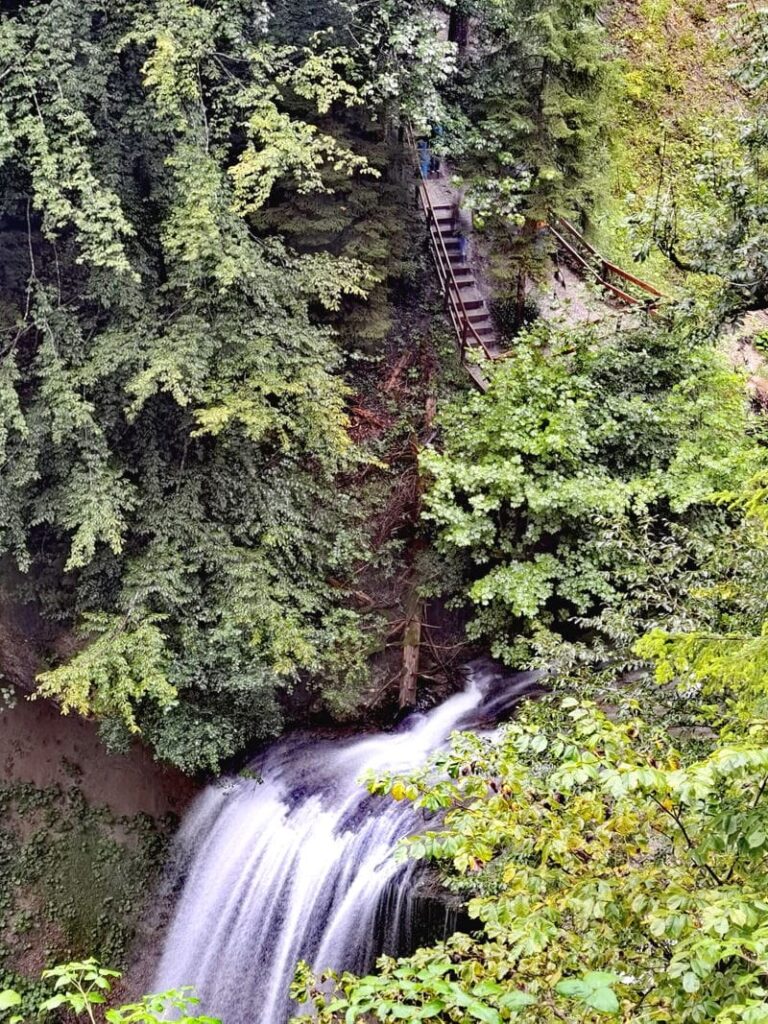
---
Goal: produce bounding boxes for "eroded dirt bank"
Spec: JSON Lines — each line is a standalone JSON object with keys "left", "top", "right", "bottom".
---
{"left": 0, "top": 597, "right": 197, "bottom": 817}
{"left": 0, "top": 689, "right": 197, "bottom": 817}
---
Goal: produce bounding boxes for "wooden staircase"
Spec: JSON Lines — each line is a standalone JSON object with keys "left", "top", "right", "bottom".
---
{"left": 430, "top": 201, "right": 498, "bottom": 351}
{"left": 405, "top": 127, "right": 667, "bottom": 392}
{"left": 405, "top": 125, "right": 503, "bottom": 390}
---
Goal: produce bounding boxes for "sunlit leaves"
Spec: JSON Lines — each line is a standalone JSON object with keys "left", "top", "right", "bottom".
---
{"left": 301, "top": 701, "right": 768, "bottom": 1023}
{"left": 35, "top": 612, "right": 176, "bottom": 731}
{"left": 2, "top": 959, "right": 219, "bottom": 1024}
{"left": 555, "top": 973, "right": 619, "bottom": 1015}
{"left": 421, "top": 318, "right": 766, "bottom": 667}
{"left": 230, "top": 103, "right": 373, "bottom": 215}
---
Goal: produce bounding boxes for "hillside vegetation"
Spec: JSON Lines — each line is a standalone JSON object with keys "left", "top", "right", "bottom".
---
{"left": 4, "top": 1, "right": 768, "bottom": 1020}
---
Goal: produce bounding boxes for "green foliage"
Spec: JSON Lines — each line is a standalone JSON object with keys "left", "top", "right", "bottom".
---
{"left": 439, "top": 0, "right": 611, "bottom": 295}
{"left": 106, "top": 989, "right": 219, "bottom": 1024}
{"left": 457, "top": 0, "right": 610, "bottom": 219}
{"left": 39, "top": 961, "right": 120, "bottom": 1021}
{"left": 420, "top": 316, "right": 766, "bottom": 666}
{"left": 0, "top": 0, "right": 452, "bottom": 769}
{"left": 296, "top": 701, "right": 768, "bottom": 1023}
{"left": 632, "top": 3, "right": 768, "bottom": 312}
{"left": 35, "top": 613, "right": 176, "bottom": 732}
{"left": 634, "top": 471, "right": 768, "bottom": 735}
{"left": 1, "top": 960, "right": 217, "bottom": 1024}
{"left": 588, "top": 0, "right": 738, "bottom": 295}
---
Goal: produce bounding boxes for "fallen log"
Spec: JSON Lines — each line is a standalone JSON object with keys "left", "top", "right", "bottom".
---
{"left": 383, "top": 351, "right": 411, "bottom": 393}
{"left": 350, "top": 405, "right": 388, "bottom": 428}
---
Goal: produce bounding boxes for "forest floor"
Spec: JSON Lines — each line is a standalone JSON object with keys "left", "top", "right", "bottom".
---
{"left": 596, "top": 0, "right": 744, "bottom": 292}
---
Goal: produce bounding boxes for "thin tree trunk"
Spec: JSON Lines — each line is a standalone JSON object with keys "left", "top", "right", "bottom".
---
{"left": 515, "top": 268, "right": 527, "bottom": 330}
{"left": 448, "top": 10, "right": 469, "bottom": 52}
{"left": 399, "top": 588, "right": 422, "bottom": 709}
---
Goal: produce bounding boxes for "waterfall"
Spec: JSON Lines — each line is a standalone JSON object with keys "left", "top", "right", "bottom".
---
{"left": 153, "top": 664, "right": 540, "bottom": 1024}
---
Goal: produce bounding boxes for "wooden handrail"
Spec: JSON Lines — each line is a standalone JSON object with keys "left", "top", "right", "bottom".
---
{"left": 405, "top": 125, "right": 495, "bottom": 361}
{"left": 601, "top": 259, "right": 665, "bottom": 298}
{"left": 555, "top": 216, "right": 602, "bottom": 260}
{"left": 553, "top": 216, "right": 665, "bottom": 303}
{"left": 549, "top": 224, "right": 597, "bottom": 278}
{"left": 549, "top": 224, "right": 643, "bottom": 306}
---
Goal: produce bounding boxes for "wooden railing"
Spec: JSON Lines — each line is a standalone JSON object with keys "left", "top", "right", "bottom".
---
{"left": 550, "top": 216, "right": 665, "bottom": 309}
{"left": 404, "top": 124, "right": 495, "bottom": 362}
{"left": 405, "top": 127, "right": 665, "bottom": 374}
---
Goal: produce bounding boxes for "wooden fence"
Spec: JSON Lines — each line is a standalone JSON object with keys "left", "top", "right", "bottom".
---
{"left": 550, "top": 216, "right": 665, "bottom": 309}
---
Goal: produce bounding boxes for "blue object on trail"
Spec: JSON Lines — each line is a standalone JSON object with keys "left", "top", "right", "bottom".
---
{"left": 417, "top": 139, "right": 430, "bottom": 177}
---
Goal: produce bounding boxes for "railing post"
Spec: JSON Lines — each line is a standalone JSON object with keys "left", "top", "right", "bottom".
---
{"left": 461, "top": 317, "right": 468, "bottom": 361}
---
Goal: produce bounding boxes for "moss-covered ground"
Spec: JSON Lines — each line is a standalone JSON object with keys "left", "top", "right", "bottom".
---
{"left": 594, "top": 0, "right": 745, "bottom": 294}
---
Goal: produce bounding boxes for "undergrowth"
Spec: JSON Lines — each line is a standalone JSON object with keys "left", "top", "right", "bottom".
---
{"left": 0, "top": 783, "right": 171, "bottom": 1000}
{"left": 595, "top": 0, "right": 744, "bottom": 295}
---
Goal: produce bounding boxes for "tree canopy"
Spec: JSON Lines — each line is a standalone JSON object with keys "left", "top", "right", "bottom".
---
{"left": 0, "top": 0, "right": 452, "bottom": 770}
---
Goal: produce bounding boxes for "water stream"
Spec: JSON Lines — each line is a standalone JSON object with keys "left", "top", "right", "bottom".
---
{"left": 153, "top": 663, "right": 539, "bottom": 1024}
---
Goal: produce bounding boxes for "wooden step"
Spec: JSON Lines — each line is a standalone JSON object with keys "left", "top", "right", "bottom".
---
{"left": 462, "top": 298, "right": 484, "bottom": 310}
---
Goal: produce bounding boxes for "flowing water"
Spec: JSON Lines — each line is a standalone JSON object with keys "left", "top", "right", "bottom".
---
{"left": 153, "top": 663, "right": 540, "bottom": 1024}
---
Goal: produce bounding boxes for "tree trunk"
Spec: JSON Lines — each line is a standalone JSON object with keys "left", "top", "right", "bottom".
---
{"left": 399, "top": 588, "right": 422, "bottom": 709}
{"left": 448, "top": 10, "right": 469, "bottom": 52}
{"left": 515, "top": 268, "right": 527, "bottom": 330}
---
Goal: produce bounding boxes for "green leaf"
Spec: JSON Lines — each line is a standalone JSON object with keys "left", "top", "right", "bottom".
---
{"left": 41, "top": 995, "right": 68, "bottom": 1011}
{"left": 498, "top": 992, "right": 536, "bottom": 1010}
{"left": 467, "top": 1003, "right": 501, "bottom": 1024}
{"left": 582, "top": 973, "right": 619, "bottom": 990}
{"left": 556, "top": 980, "right": 588, "bottom": 999}
{"left": 682, "top": 972, "right": 701, "bottom": 994}
{"left": 585, "top": 988, "right": 620, "bottom": 1014}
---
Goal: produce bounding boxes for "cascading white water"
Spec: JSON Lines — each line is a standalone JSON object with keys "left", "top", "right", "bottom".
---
{"left": 153, "top": 664, "right": 539, "bottom": 1024}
